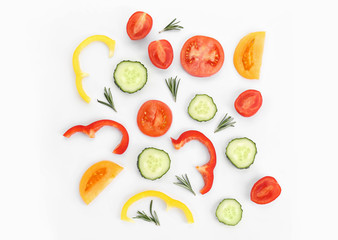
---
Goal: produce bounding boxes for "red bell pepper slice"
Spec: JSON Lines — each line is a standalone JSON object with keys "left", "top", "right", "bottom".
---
{"left": 63, "top": 119, "right": 129, "bottom": 154}
{"left": 171, "top": 130, "right": 216, "bottom": 195}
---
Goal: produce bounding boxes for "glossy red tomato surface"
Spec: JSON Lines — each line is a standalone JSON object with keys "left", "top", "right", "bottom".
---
{"left": 137, "top": 100, "right": 173, "bottom": 137}
{"left": 148, "top": 39, "right": 174, "bottom": 69}
{"left": 250, "top": 176, "right": 281, "bottom": 204}
{"left": 180, "top": 35, "right": 224, "bottom": 77}
{"left": 234, "top": 89, "right": 263, "bottom": 117}
{"left": 126, "top": 11, "right": 153, "bottom": 40}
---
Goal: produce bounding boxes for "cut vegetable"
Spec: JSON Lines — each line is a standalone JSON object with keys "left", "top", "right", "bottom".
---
{"left": 137, "top": 100, "right": 173, "bottom": 137}
{"left": 225, "top": 137, "right": 257, "bottom": 169}
{"left": 180, "top": 35, "right": 224, "bottom": 77}
{"left": 188, "top": 94, "right": 217, "bottom": 122}
{"left": 171, "top": 130, "right": 216, "bottom": 194}
{"left": 137, "top": 148, "right": 171, "bottom": 180}
{"left": 63, "top": 119, "right": 129, "bottom": 155}
{"left": 126, "top": 11, "right": 153, "bottom": 40}
{"left": 148, "top": 39, "right": 173, "bottom": 69}
{"left": 114, "top": 60, "right": 147, "bottom": 93}
{"left": 72, "top": 35, "right": 116, "bottom": 103}
{"left": 234, "top": 89, "right": 263, "bottom": 117}
{"left": 251, "top": 176, "right": 281, "bottom": 204}
{"left": 233, "top": 32, "right": 265, "bottom": 79}
{"left": 79, "top": 160, "right": 123, "bottom": 204}
{"left": 216, "top": 199, "right": 243, "bottom": 226}
{"left": 121, "top": 190, "right": 194, "bottom": 223}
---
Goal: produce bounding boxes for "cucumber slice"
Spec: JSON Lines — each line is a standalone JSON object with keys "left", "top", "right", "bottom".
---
{"left": 216, "top": 199, "right": 243, "bottom": 226}
{"left": 188, "top": 94, "right": 217, "bottom": 122}
{"left": 137, "top": 148, "right": 171, "bottom": 180}
{"left": 113, "top": 60, "right": 147, "bottom": 93}
{"left": 225, "top": 137, "right": 257, "bottom": 169}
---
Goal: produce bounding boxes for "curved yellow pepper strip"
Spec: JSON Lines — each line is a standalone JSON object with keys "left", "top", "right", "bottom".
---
{"left": 121, "top": 190, "right": 194, "bottom": 224}
{"left": 73, "top": 35, "right": 116, "bottom": 103}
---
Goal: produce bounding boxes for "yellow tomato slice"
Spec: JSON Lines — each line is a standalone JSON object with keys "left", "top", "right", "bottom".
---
{"left": 79, "top": 160, "right": 123, "bottom": 204}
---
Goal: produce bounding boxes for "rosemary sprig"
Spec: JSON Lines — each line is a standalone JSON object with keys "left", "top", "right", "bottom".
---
{"left": 165, "top": 76, "right": 180, "bottom": 102}
{"left": 159, "top": 18, "right": 183, "bottom": 33}
{"left": 97, "top": 87, "right": 117, "bottom": 112}
{"left": 174, "top": 174, "right": 196, "bottom": 196}
{"left": 133, "top": 200, "right": 160, "bottom": 226}
{"left": 214, "top": 113, "right": 236, "bottom": 133}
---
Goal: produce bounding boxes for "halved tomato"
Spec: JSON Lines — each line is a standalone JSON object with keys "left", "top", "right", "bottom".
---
{"left": 137, "top": 100, "right": 172, "bottom": 137}
{"left": 148, "top": 39, "right": 173, "bottom": 69}
{"left": 126, "top": 11, "right": 153, "bottom": 40}
{"left": 234, "top": 89, "right": 263, "bottom": 117}
{"left": 79, "top": 161, "right": 123, "bottom": 205}
{"left": 180, "top": 35, "right": 224, "bottom": 77}
{"left": 233, "top": 32, "right": 265, "bottom": 79}
{"left": 250, "top": 176, "right": 281, "bottom": 204}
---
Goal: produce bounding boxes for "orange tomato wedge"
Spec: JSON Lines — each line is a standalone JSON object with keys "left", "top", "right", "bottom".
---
{"left": 233, "top": 32, "right": 265, "bottom": 79}
{"left": 79, "top": 160, "right": 123, "bottom": 204}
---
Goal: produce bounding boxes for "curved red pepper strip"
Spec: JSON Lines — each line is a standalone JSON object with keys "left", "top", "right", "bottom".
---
{"left": 63, "top": 119, "right": 129, "bottom": 154}
{"left": 171, "top": 130, "right": 216, "bottom": 195}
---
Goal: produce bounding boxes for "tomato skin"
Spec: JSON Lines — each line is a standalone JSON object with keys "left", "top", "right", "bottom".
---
{"left": 234, "top": 89, "right": 263, "bottom": 117}
{"left": 137, "top": 100, "right": 173, "bottom": 137}
{"left": 250, "top": 176, "right": 281, "bottom": 204}
{"left": 180, "top": 35, "right": 224, "bottom": 77}
{"left": 148, "top": 40, "right": 174, "bottom": 69}
{"left": 126, "top": 11, "right": 153, "bottom": 40}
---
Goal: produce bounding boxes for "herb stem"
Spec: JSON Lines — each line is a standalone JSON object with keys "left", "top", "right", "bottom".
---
{"left": 133, "top": 200, "right": 160, "bottom": 226}
{"left": 97, "top": 87, "right": 117, "bottom": 112}
{"left": 159, "top": 18, "right": 183, "bottom": 33}
{"left": 174, "top": 174, "right": 196, "bottom": 196}
{"left": 165, "top": 76, "right": 180, "bottom": 102}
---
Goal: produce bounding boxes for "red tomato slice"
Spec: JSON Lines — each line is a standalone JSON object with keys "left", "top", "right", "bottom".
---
{"left": 126, "top": 11, "right": 153, "bottom": 40}
{"left": 137, "top": 100, "right": 173, "bottom": 137}
{"left": 250, "top": 176, "right": 281, "bottom": 204}
{"left": 180, "top": 35, "right": 224, "bottom": 77}
{"left": 148, "top": 40, "right": 174, "bottom": 69}
{"left": 234, "top": 89, "right": 263, "bottom": 117}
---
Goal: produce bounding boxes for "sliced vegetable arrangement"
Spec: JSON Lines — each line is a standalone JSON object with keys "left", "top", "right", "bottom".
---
{"left": 63, "top": 10, "right": 282, "bottom": 227}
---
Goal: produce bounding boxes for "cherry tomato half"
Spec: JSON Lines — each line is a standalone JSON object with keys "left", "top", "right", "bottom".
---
{"left": 250, "top": 176, "right": 281, "bottom": 204}
{"left": 137, "top": 100, "right": 172, "bottom": 137}
{"left": 148, "top": 40, "right": 174, "bottom": 69}
{"left": 180, "top": 35, "right": 224, "bottom": 77}
{"left": 234, "top": 89, "right": 263, "bottom": 117}
{"left": 126, "top": 11, "right": 153, "bottom": 40}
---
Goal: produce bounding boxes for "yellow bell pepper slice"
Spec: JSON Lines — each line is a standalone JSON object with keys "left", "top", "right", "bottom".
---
{"left": 121, "top": 190, "right": 194, "bottom": 224}
{"left": 72, "top": 35, "right": 116, "bottom": 103}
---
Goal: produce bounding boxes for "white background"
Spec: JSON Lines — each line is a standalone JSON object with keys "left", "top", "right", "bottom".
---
{"left": 1, "top": 0, "right": 337, "bottom": 239}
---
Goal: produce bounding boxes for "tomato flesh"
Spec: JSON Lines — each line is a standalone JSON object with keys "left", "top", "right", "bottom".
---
{"left": 137, "top": 100, "right": 172, "bottom": 137}
{"left": 180, "top": 35, "right": 224, "bottom": 77}
{"left": 250, "top": 176, "right": 281, "bottom": 204}
{"left": 126, "top": 11, "right": 153, "bottom": 40}
{"left": 79, "top": 161, "right": 123, "bottom": 205}
{"left": 234, "top": 89, "right": 262, "bottom": 117}
{"left": 148, "top": 39, "right": 173, "bottom": 69}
